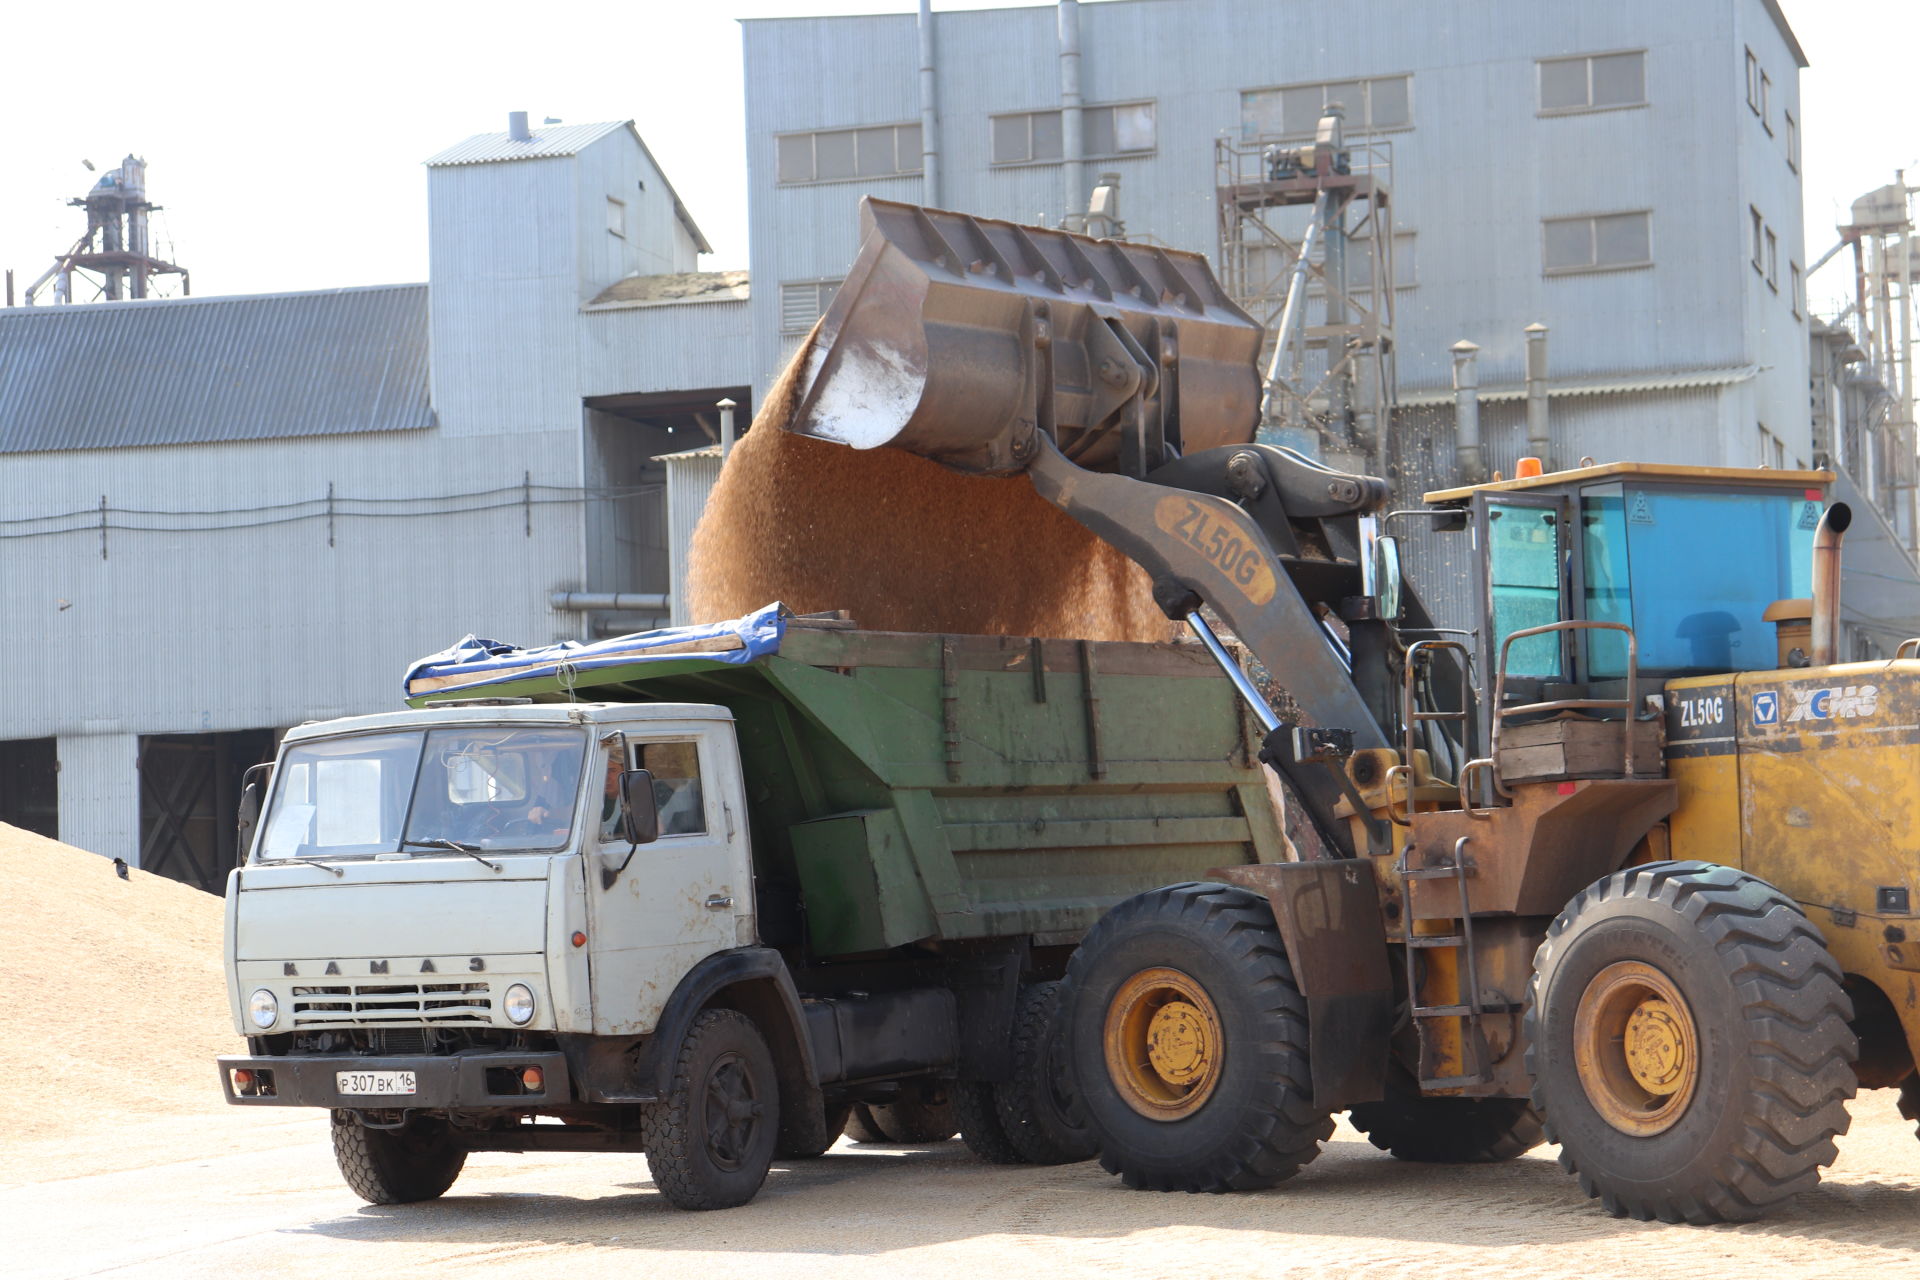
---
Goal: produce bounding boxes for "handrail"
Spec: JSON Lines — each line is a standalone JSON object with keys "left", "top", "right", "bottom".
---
{"left": 1386, "top": 638, "right": 1476, "bottom": 825}
{"left": 1898, "top": 638, "right": 1920, "bottom": 661}
{"left": 1491, "top": 620, "right": 1641, "bottom": 799}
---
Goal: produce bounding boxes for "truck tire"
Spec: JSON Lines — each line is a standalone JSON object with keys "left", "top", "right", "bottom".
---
{"left": 643, "top": 1008, "right": 781, "bottom": 1210}
{"left": 1898, "top": 1074, "right": 1920, "bottom": 1138}
{"left": 1527, "top": 861, "right": 1856, "bottom": 1223}
{"left": 1347, "top": 1067, "right": 1544, "bottom": 1163}
{"left": 1062, "top": 882, "right": 1333, "bottom": 1192}
{"left": 865, "top": 1081, "right": 958, "bottom": 1143}
{"left": 331, "top": 1111, "right": 466, "bottom": 1205}
{"left": 954, "top": 1081, "right": 1025, "bottom": 1164}
{"left": 777, "top": 1101, "right": 851, "bottom": 1159}
{"left": 995, "top": 981, "right": 1097, "bottom": 1164}
{"left": 843, "top": 1103, "right": 890, "bottom": 1144}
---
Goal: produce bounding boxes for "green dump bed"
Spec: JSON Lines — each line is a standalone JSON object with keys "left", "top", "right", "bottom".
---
{"left": 416, "top": 622, "right": 1285, "bottom": 958}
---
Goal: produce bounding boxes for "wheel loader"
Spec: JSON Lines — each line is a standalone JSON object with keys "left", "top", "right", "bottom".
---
{"left": 782, "top": 196, "right": 1900, "bottom": 1223}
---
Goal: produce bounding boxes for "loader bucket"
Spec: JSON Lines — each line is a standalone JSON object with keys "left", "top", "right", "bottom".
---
{"left": 788, "top": 198, "right": 1265, "bottom": 476}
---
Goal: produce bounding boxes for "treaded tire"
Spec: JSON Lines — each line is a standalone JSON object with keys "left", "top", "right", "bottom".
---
{"left": 995, "top": 981, "right": 1097, "bottom": 1165}
{"left": 1526, "top": 861, "right": 1856, "bottom": 1224}
{"left": 642, "top": 1008, "right": 780, "bottom": 1210}
{"left": 844, "top": 1103, "right": 890, "bottom": 1144}
{"left": 1897, "top": 1075, "right": 1920, "bottom": 1137}
{"left": 955, "top": 1081, "right": 1025, "bottom": 1164}
{"left": 331, "top": 1111, "right": 466, "bottom": 1205}
{"left": 1347, "top": 1067, "right": 1544, "bottom": 1163}
{"left": 1061, "top": 881, "right": 1333, "bottom": 1192}
{"left": 777, "top": 1101, "right": 851, "bottom": 1159}
{"left": 866, "top": 1082, "right": 957, "bottom": 1143}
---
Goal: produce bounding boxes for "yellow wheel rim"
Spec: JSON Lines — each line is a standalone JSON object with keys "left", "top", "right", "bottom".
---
{"left": 1573, "top": 960, "right": 1700, "bottom": 1136}
{"left": 1104, "top": 967, "right": 1224, "bottom": 1121}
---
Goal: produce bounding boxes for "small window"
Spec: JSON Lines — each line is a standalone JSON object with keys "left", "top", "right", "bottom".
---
{"left": 1759, "top": 70, "right": 1772, "bottom": 133}
{"left": 1745, "top": 49, "right": 1760, "bottom": 113}
{"left": 1765, "top": 228, "right": 1778, "bottom": 290}
{"left": 780, "top": 279, "right": 842, "bottom": 337}
{"left": 1790, "top": 262, "right": 1803, "bottom": 318}
{"left": 1785, "top": 111, "right": 1799, "bottom": 171}
{"left": 1241, "top": 74, "right": 1413, "bottom": 139}
{"left": 605, "top": 196, "right": 626, "bottom": 239}
{"left": 1538, "top": 51, "right": 1646, "bottom": 114}
{"left": 994, "top": 104, "right": 1155, "bottom": 165}
{"left": 776, "top": 123, "right": 922, "bottom": 185}
{"left": 1083, "top": 102, "right": 1157, "bottom": 158}
{"left": 1542, "top": 211, "right": 1651, "bottom": 274}
{"left": 1757, "top": 424, "right": 1785, "bottom": 470}
{"left": 1322, "top": 228, "right": 1419, "bottom": 291}
{"left": 1750, "top": 207, "right": 1765, "bottom": 273}
{"left": 639, "top": 741, "right": 706, "bottom": 837}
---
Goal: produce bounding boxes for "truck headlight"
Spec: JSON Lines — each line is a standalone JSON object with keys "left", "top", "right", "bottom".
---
{"left": 503, "top": 984, "right": 536, "bottom": 1025}
{"left": 248, "top": 988, "right": 279, "bottom": 1029}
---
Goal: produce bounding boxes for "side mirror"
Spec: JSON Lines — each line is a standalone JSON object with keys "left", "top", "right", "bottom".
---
{"left": 1373, "top": 534, "right": 1404, "bottom": 623}
{"left": 236, "top": 762, "right": 273, "bottom": 866}
{"left": 619, "top": 769, "right": 660, "bottom": 846}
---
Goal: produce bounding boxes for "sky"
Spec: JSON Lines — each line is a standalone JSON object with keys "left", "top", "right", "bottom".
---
{"left": 0, "top": 0, "right": 1912, "bottom": 319}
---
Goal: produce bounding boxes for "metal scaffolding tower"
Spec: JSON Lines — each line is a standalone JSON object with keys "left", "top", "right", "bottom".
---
{"left": 23, "top": 155, "right": 189, "bottom": 305}
{"left": 1215, "top": 107, "right": 1396, "bottom": 473}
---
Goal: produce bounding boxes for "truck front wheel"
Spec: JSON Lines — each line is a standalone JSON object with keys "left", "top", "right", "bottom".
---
{"left": 331, "top": 1111, "right": 466, "bottom": 1205}
{"left": 1527, "top": 862, "right": 1856, "bottom": 1223}
{"left": 643, "top": 1008, "right": 781, "bottom": 1210}
{"left": 1062, "top": 882, "right": 1333, "bottom": 1192}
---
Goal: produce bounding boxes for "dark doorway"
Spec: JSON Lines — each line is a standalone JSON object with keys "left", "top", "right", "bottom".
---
{"left": 0, "top": 738, "right": 58, "bottom": 839}
{"left": 138, "top": 729, "right": 277, "bottom": 893}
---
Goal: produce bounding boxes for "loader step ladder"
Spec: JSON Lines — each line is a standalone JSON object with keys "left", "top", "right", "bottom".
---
{"left": 1399, "top": 835, "right": 1495, "bottom": 1090}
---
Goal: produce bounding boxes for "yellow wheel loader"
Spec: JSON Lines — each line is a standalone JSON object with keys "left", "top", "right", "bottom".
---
{"left": 785, "top": 197, "right": 1899, "bottom": 1223}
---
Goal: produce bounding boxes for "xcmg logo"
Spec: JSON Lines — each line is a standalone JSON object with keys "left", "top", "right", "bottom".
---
{"left": 1778, "top": 684, "right": 1880, "bottom": 723}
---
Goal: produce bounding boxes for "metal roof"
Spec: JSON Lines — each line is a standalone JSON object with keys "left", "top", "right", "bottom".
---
{"left": 427, "top": 120, "right": 711, "bottom": 254}
{"left": 1396, "top": 365, "right": 1758, "bottom": 407}
{"left": 0, "top": 284, "right": 431, "bottom": 455}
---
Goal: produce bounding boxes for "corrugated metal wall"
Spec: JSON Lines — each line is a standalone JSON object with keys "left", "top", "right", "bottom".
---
{"left": 665, "top": 449, "right": 723, "bottom": 626}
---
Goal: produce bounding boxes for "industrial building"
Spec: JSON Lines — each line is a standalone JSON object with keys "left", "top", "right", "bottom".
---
{"left": 4, "top": 0, "right": 1917, "bottom": 886}
{"left": 0, "top": 117, "right": 751, "bottom": 885}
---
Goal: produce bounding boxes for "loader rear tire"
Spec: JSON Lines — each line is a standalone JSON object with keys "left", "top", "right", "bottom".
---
{"left": 995, "top": 980, "right": 1097, "bottom": 1165}
{"left": 1527, "top": 861, "right": 1856, "bottom": 1223}
{"left": 1347, "top": 1068, "right": 1544, "bottom": 1163}
{"left": 331, "top": 1111, "right": 466, "bottom": 1205}
{"left": 1062, "top": 882, "right": 1333, "bottom": 1192}
{"left": 954, "top": 1080, "right": 1025, "bottom": 1164}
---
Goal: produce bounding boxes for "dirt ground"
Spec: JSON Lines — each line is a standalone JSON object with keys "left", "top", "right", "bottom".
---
{"left": 10, "top": 1091, "right": 1920, "bottom": 1280}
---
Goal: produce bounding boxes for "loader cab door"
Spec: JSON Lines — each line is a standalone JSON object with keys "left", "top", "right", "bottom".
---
{"left": 1477, "top": 494, "right": 1571, "bottom": 708}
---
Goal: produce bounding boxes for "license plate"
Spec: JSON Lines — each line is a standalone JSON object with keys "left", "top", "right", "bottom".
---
{"left": 336, "top": 1070, "right": 416, "bottom": 1096}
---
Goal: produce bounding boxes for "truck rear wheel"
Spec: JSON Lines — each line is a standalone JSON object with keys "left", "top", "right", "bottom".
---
{"left": 1527, "top": 862, "right": 1855, "bottom": 1223}
{"left": 1347, "top": 1067, "right": 1544, "bottom": 1163}
{"left": 1062, "top": 882, "right": 1333, "bottom": 1192}
{"left": 331, "top": 1111, "right": 466, "bottom": 1205}
{"left": 995, "top": 981, "right": 1097, "bottom": 1164}
{"left": 867, "top": 1082, "right": 958, "bottom": 1143}
{"left": 954, "top": 1081, "right": 1025, "bottom": 1163}
{"left": 844, "top": 1103, "right": 890, "bottom": 1144}
{"left": 643, "top": 1008, "right": 780, "bottom": 1210}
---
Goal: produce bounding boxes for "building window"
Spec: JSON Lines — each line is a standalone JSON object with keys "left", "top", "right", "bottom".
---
{"left": 776, "top": 123, "right": 922, "bottom": 185}
{"left": 1750, "top": 206, "right": 1765, "bottom": 273}
{"left": 780, "top": 279, "right": 842, "bottom": 337}
{"left": 1745, "top": 48, "right": 1760, "bottom": 114}
{"left": 1241, "top": 74, "right": 1413, "bottom": 139}
{"left": 1757, "top": 423, "right": 1785, "bottom": 470}
{"left": 990, "top": 102, "right": 1156, "bottom": 165}
{"left": 1542, "top": 211, "right": 1651, "bottom": 274}
{"left": 1765, "top": 228, "right": 1779, "bottom": 290}
{"left": 606, "top": 196, "right": 626, "bottom": 239}
{"left": 1785, "top": 110, "right": 1799, "bottom": 171}
{"left": 1538, "top": 51, "right": 1646, "bottom": 114}
{"left": 1340, "top": 229, "right": 1419, "bottom": 291}
{"left": 1790, "top": 262, "right": 1803, "bottom": 318}
{"left": 1760, "top": 71, "right": 1773, "bottom": 133}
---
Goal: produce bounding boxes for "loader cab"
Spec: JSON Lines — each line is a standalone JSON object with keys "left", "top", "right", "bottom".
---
{"left": 1421, "top": 462, "right": 1830, "bottom": 754}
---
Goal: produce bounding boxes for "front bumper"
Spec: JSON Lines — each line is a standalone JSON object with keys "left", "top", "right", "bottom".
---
{"left": 217, "top": 1050, "right": 572, "bottom": 1109}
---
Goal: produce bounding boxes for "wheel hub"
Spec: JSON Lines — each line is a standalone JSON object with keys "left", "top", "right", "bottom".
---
{"left": 1105, "top": 968, "right": 1225, "bottom": 1121}
{"left": 1573, "top": 961, "right": 1700, "bottom": 1136}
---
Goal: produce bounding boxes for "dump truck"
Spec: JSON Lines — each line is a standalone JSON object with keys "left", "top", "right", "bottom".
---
{"left": 217, "top": 603, "right": 1289, "bottom": 1209}
{"left": 775, "top": 195, "right": 1903, "bottom": 1224}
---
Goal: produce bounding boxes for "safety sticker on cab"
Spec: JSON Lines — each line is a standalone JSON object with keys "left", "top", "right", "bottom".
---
{"left": 1753, "top": 685, "right": 1878, "bottom": 726}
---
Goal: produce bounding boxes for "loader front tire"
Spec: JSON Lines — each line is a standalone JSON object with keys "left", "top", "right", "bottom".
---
{"left": 1062, "top": 882, "right": 1333, "bottom": 1192}
{"left": 1527, "top": 861, "right": 1855, "bottom": 1223}
{"left": 331, "top": 1111, "right": 466, "bottom": 1205}
{"left": 1347, "top": 1068, "right": 1544, "bottom": 1163}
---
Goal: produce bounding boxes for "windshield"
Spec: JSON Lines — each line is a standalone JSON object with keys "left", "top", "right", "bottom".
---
{"left": 257, "top": 726, "right": 588, "bottom": 861}
{"left": 1582, "top": 484, "right": 1819, "bottom": 677}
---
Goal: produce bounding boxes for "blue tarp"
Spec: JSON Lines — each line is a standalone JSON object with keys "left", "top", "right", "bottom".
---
{"left": 403, "top": 602, "right": 786, "bottom": 699}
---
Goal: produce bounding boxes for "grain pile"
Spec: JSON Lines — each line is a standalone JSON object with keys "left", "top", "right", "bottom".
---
{"left": 687, "top": 329, "right": 1174, "bottom": 642}
{"left": 1, "top": 824, "right": 238, "bottom": 1154}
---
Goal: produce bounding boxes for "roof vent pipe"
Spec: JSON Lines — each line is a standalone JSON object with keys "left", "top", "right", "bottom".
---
{"left": 1057, "top": 1, "right": 1084, "bottom": 218}
{"left": 1810, "top": 502, "right": 1852, "bottom": 666}
{"left": 508, "top": 111, "right": 532, "bottom": 142}
{"left": 918, "top": 0, "right": 941, "bottom": 207}
{"left": 1452, "top": 339, "right": 1486, "bottom": 484}
{"left": 1525, "top": 322, "right": 1551, "bottom": 467}
{"left": 717, "top": 397, "right": 738, "bottom": 459}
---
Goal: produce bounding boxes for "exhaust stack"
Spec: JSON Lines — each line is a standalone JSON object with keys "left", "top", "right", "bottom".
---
{"left": 1811, "top": 502, "right": 1852, "bottom": 666}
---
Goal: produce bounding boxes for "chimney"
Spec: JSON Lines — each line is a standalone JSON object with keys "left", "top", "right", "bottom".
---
{"left": 1451, "top": 339, "right": 1485, "bottom": 484}
{"left": 508, "top": 111, "right": 532, "bottom": 142}
{"left": 1525, "top": 323, "right": 1551, "bottom": 466}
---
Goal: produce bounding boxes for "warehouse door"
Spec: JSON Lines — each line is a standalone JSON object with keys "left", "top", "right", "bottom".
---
{"left": 0, "top": 738, "right": 58, "bottom": 839}
{"left": 138, "top": 730, "right": 276, "bottom": 893}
